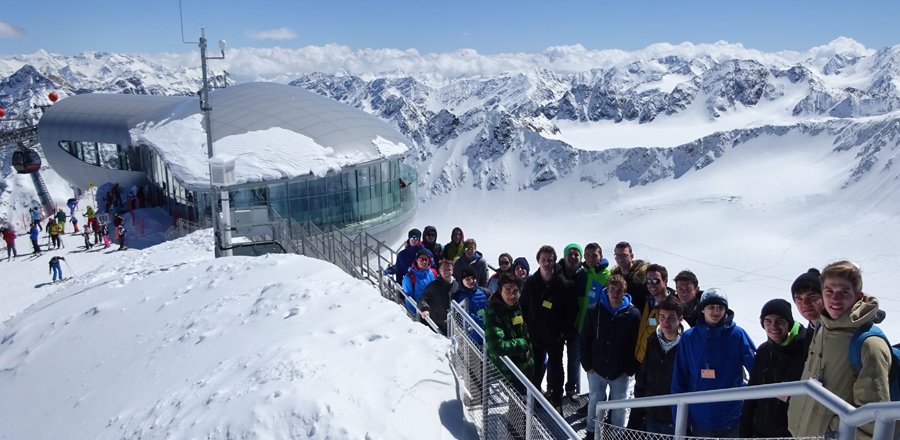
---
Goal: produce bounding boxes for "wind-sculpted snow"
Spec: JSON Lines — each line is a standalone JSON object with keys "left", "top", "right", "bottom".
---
{"left": 0, "top": 230, "right": 461, "bottom": 439}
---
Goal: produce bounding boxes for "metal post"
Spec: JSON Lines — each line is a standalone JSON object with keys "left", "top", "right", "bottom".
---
{"left": 674, "top": 402, "right": 689, "bottom": 439}
{"left": 197, "top": 28, "right": 221, "bottom": 257}
{"left": 219, "top": 188, "right": 232, "bottom": 257}
{"left": 525, "top": 390, "right": 534, "bottom": 439}
{"left": 837, "top": 420, "right": 856, "bottom": 440}
{"left": 873, "top": 417, "right": 895, "bottom": 440}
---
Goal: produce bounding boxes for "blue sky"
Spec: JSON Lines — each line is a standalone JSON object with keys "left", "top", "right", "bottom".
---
{"left": 1, "top": 0, "right": 897, "bottom": 56}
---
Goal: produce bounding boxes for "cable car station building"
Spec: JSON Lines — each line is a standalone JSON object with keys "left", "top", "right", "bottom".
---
{"left": 37, "top": 82, "right": 418, "bottom": 242}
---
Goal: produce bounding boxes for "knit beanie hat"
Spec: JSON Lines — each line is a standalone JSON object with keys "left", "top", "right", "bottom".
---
{"left": 408, "top": 228, "right": 422, "bottom": 240}
{"left": 563, "top": 243, "right": 583, "bottom": 258}
{"left": 791, "top": 268, "right": 821, "bottom": 296}
{"left": 759, "top": 298, "right": 795, "bottom": 328}
{"left": 461, "top": 265, "right": 478, "bottom": 281}
{"left": 698, "top": 287, "right": 728, "bottom": 309}
{"left": 513, "top": 257, "right": 530, "bottom": 273}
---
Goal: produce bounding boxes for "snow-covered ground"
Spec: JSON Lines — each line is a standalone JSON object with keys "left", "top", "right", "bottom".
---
{"left": 3, "top": 100, "right": 900, "bottom": 438}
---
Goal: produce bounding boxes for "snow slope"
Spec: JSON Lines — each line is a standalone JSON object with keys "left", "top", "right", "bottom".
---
{"left": 0, "top": 229, "right": 471, "bottom": 439}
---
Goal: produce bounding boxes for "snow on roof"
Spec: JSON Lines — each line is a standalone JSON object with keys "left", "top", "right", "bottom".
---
{"left": 128, "top": 82, "right": 411, "bottom": 188}
{"left": 132, "top": 114, "right": 406, "bottom": 188}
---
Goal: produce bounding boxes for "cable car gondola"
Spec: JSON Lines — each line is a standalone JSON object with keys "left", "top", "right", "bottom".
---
{"left": 12, "top": 148, "right": 41, "bottom": 174}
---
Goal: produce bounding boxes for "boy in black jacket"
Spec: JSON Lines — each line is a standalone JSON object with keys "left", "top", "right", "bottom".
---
{"left": 631, "top": 296, "right": 685, "bottom": 434}
{"left": 580, "top": 274, "right": 640, "bottom": 436}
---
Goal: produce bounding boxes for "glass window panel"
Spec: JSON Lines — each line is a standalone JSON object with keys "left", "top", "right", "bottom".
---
{"left": 289, "top": 197, "right": 308, "bottom": 224}
{"left": 357, "top": 166, "right": 370, "bottom": 188}
{"left": 342, "top": 171, "right": 356, "bottom": 190}
{"left": 381, "top": 161, "right": 390, "bottom": 182}
{"left": 326, "top": 174, "right": 342, "bottom": 194}
{"left": 308, "top": 178, "right": 325, "bottom": 196}
{"left": 288, "top": 179, "right": 308, "bottom": 198}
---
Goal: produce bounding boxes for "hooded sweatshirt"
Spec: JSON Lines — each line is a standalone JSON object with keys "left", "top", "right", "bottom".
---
{"left": 579, "top": 291, "right": 641, "bottom": 380}
{"left": 441, "top": 227, "right": 465, "bottom": 262}
{"left": 788, "top": 295, "right": 890, "bottom": 440}
{"left": 671, "top": 309, "right": 756, "bottom": 431}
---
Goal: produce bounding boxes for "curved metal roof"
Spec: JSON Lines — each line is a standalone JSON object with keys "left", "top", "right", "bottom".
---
{"left": 40, "top": 82, "right": 411, "bottom": 155}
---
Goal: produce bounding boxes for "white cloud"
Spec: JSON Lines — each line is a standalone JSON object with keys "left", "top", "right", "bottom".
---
{"left": 140, "top": 37, "right": 875, "bottom": 82}
{"left": 245, "top": 27, "right": 298, "bottom": 41}
{"left": 0, "top": 20, "right": 25, "bottom": 38}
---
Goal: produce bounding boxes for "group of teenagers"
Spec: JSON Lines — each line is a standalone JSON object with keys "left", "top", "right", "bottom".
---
{"left": 391, "top": 226, "right": 894, "bottom": 440}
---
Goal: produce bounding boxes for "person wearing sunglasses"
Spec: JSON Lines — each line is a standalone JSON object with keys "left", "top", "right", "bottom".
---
{"left": 401, "top": 248, "right": 437, "bottom": 316}
{"left": 392, "top": 228, "right": 434, "bottom": 284}
{"left": 486, "top": 253, "right": 515, "bottom": 296}
{"left": 634, "top": 264, "right": 674, "bottom": 364}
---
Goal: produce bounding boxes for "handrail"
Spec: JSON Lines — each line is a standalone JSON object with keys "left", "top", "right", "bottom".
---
{"left": 450, "top": 300, "right": 485, "bottom": 340}
{"left": 590, "top": 378, "right": 897, "bottom": 440}
{"left": 500, "top": 355, "right": 581, "bottom": 440}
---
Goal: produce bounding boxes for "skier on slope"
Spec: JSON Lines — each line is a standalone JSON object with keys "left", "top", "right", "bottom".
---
{"left": 2, "top": 226, "right": 17, "bottom": 259}
{"left": 49, "top": 256, "right": 66, "bottom": 282}
{"left": 29, "top": 223, "right": 41, "bottom": 255}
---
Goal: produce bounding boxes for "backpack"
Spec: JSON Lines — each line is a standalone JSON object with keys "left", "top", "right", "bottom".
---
{"left": 848, "top": 323, "right": 900, "bottom": 401}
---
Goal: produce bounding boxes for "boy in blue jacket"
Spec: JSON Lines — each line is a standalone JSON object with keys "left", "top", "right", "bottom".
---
{"left": 671, "top": 288, "right": 756, "bottom": 438}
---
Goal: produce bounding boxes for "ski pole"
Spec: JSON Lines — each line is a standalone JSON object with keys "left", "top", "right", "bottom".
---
{"left": 64, "top": 260, "right": 77, "bottom": 277}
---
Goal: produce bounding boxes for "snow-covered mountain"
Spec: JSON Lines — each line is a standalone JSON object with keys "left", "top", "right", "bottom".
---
{"left": 2, "top": 38, "right": 899, "bottom": 199}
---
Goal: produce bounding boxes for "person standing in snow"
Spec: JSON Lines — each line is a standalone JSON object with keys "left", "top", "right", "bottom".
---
{"left": 55, "top": 209, "right": 67, "bottom": 233}
{"left": 100, "top": 222, "right": 110, "bottom": 248}
{"left": 82, "top": 228, "right": 93, "bottom": 250}
{"left": 2, "top": 226, "right": 17, "bottom": 259}
{"left": 91, "top": 216, "right": 102, "bottom": 245}
{"left": 47, "top": 219, "right": 63, "bottom": 249}
{"left": 71, "top": 215, "right": 80, "bottom": 233}
{"left": 30, "top": 206, "right": 42, "bottom": 231}
{"left": 66, "top": 197, "right": 78, "bottom": 218}
{"left": 29, "top": 223, "right": 41, "bottom": 255}
{"left": 49, "top": 256, "right": 66, "bottom": 282}
{"left": 441, "top": 227, "right": 465, "bottom": 262}
{"left": 117, "top": 223, "right": 127, "bottom": 250}
{"left": 452, "top": 239, "right": 488, "bottom": 288}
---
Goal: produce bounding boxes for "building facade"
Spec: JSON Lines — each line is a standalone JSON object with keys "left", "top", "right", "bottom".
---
{"left": 38, "top": 82, "right": 417, "bottom": 237}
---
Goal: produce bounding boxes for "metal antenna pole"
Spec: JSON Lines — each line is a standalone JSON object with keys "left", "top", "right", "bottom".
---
{"left": 198, "top": 27, "right": 221, "bottom": 257}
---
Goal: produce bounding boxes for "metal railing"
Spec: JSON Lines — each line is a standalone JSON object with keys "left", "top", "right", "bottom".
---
{"left": 591, "top": 378, "right": 900, "bottom": 440}
{"left": 447, "top": 301, "right": 579, "bottom": 439}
